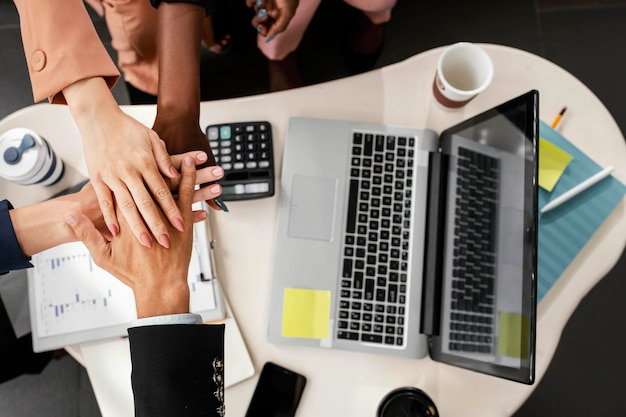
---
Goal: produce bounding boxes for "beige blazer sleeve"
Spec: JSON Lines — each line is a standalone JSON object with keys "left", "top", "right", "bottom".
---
{"left": 13, "top": 0, "right": 120, "bottom": 104}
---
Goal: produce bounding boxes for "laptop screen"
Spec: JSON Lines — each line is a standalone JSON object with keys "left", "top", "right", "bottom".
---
{"left": 424, "top": 90, "right": 539, "bottom": 384}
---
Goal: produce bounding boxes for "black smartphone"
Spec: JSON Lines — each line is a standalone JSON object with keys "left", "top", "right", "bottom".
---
{"left": 245, "top": 362, "right": 307, "bottom": 417}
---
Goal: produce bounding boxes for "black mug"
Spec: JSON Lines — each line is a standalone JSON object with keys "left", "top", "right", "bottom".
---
{"left": 377, "top": 387, "right": 439, "bottom": 417}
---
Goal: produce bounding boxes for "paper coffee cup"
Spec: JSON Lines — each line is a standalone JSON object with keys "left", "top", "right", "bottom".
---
{"left": 0, "top": 128, "right": 64, "bottom": 186}
{"left": 433, "top": 42, "right": 494, "bottom": 108}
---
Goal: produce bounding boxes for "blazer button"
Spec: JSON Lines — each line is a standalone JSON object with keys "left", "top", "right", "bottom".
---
{"left": 32, "top": 50, "right": 47, "bottom": 72}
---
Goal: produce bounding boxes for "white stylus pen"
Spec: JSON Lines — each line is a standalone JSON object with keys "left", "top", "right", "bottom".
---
{"left": 541, "top": 165, "right": 615, "bottom": 213}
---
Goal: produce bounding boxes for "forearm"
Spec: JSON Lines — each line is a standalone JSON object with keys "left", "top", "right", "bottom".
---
{"left": 9, "top": 194, "right": 99, "bottom": 257}
{"left": 154, "top": 2, "right": 204, "bottom": 121}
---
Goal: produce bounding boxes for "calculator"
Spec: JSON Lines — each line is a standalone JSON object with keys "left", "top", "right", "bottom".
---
{"left": 205, "top": 121, "right": 275, "bottom": 201}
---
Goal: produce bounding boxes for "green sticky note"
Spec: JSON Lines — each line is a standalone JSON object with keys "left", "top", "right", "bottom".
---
{"left": 497, "top": 312, "right": 530, "bottom": 359}
{"left": 539, "top": 138, "right": 574, "bottom": 192}
{"left": 282, "top": 288, "right": 331, "bottom": 339}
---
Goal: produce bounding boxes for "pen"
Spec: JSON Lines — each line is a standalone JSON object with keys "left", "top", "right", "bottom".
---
{"left": 551, "top": 106, "right": 567, "bottom": 128}
{"left": 541, "top": 165, "right": 615, "bottom": 213}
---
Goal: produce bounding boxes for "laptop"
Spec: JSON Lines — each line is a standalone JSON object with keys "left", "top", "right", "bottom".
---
{"left": 267, "top": 90, "right": 539, "bottom": 384}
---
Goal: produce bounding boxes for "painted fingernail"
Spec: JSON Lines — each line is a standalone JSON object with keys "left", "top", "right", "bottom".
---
{"left": 109, "top": 224, "right": 119, "bottom": 237}
{"left": 265, "top": 34, "right": 276, "bottom": 43}
{"left": 255, "top": 0, "right": 262, "bottom": 8}
{"left": 140, "top": 233, "right": 153, "bottom": 248}
{"left": 198, "top": 210, "right": 208, "bottom": 220}
{"left": 197, "top": 152, "right": 208, "bottom": 162}
{"left": 212, "top": 166, "right": 224, "bottom": 177}
{"left": 184, "top": 156, "right": 193, "bottom": 166}
{"left": 210, "top": 184, "right": 221, "bottom": 194}
{"left": 214, "top": 197, "right": 229, "bottom": 212}
{"left": 158, "top": 234, "right": 171, "bottom": 248}
{"left": 173, "top": 217, "right": 185, "bottom": 232}
{"left": 170, "top": 166, "right": 180, "bottom": 177}
{"left": 257, "top": 25, "right": 262, "bottom": 33}
{"left": 257, "top": 8, "right": 267, "bottom": 19}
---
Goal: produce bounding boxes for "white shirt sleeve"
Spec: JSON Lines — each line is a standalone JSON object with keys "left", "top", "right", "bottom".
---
{"left": 129, "top": 313, "right": 203, "bottom": 328}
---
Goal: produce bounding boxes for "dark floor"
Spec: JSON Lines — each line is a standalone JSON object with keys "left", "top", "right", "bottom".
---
{"left": 1, "top": 0, "right": 626, "bottom": 416}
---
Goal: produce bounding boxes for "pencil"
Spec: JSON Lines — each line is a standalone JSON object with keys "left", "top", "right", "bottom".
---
{"left": 551, "top": 106, "right": 568, "bottom": 128}
{"left": 541, "top": 165, "right": 615, "bottom": 213}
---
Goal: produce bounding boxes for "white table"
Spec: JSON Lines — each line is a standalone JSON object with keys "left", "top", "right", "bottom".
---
{"left": 1, "top": 44, "right": 624, "bottom": 417}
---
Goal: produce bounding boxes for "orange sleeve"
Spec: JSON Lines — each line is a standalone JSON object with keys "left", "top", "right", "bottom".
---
{"left": 13, "top": 0, "right": 120, "bottom": 104}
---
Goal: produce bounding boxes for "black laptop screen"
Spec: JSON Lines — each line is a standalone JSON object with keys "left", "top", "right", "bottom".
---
{"left": 425, "top": 90, "right": 539, "bottom": 384}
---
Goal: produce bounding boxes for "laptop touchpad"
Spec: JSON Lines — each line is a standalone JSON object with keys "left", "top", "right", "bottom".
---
{"left": 288, "top": 175, "right": 337, "bottom": 241}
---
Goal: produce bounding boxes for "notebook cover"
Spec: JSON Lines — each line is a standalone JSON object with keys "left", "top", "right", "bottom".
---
{"left": 537, "top": 120, "right": 626, "bottom": 302}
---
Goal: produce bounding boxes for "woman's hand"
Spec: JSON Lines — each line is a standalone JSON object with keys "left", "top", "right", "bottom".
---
{"left": 64, "top": 77, "right": 183, "bottom": 249}
{"left": 247, "top": 0, "right": 299, "bottom": 40}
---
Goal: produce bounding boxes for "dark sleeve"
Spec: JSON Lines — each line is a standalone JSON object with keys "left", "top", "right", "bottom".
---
{"left": 128, "top": 323, "right": 225, "bottom": 417}
{"left": 0, "top": 200, "right": 33, "bottom": 275}
{"left": 149, "top": 0, "right": 216, "bottom": 14}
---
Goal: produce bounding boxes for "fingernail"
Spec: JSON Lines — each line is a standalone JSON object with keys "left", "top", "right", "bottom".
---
{"left": 64, "top": 215, "right": 77, "bottom": 226}
{"left": 212, "top": 166, "right": 224, "bottom": 177}
{"left": 257, "top": 8, "right": 267, "bottom": 19}
{"left": 197, "top": 152, "right": 208, "bottom": 162}
{"left": 214, "top": 197, "right": 229, "bottom": 212}
{"left": 169, "top": 166, "right": 180, "bottom": 177}
{"left": 257, "top": 25, "right": 262, "bottom": 33}
{"left": 109, "top": 224, "right": 119, "bottom": 237}
{"left": 140, "top": 233, "right": 152, "bottom": 248}
{"left": 255, "top": 0, "right": 262, "bottom": 8}
{"left": 210, "top": 184, "right": 221, "bottom": 194}
{"left": 198, "top": 210, "right": 208, "bottom": 220}
{"left": 265, "top": 34, "right": 276, "bottom": 43}
{"left": 158, "top": 234, "right": 171, "bottom": 248}
{"left": 173, "top": 217, "right": 185, "bottom": 232}
{"left": 184, "top": 156, "right": 193, "bottom": 166}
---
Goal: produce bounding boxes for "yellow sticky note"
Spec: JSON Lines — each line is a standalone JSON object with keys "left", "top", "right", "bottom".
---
{"left": 282, "top": 288, "right": 331, "bottom": 339}
{"left": 497, "top": 312, "right": 530, "bottom": 359}
{"left": 539, "top": 138, "right": 573, "bottom": 192}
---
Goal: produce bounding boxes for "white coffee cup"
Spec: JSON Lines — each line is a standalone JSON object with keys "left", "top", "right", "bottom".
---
{"left": 0, "top": 128, "right": 64, "bottom": 186}
{"left": 433, "top": 42, "right": 494, "bottom": 108}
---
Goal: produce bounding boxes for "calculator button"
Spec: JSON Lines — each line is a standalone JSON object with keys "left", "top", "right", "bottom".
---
{"left": 219, "top": 126, "right": 231, "bottom": 140}
{"left": 245, "top": 125, "right": 254, "bottom": 132}
{"left": 222, "top": 163, "right": 232, "bottom": 170}
{"left": 221, "top": 155, "right": 232, "bottom": 162}
{"left": 221, "top": 148, "right": 231, "bottom": 155}
{"left": 207, "top": 127, "right": 219, "bottom": 140}
{"left": 259, "top": 161, "right": 270, "bottom": 168}
{"left": 209, "top": 140, "right": 218, "bottom": 148}
{"left": 234, "top": 162, "right": 244, "bottom": 170}
{"left": 220, "top": 140, "right": 231, "bottom": 148}
{"left": 246, "top": 161, "right": 257, "bottom": 169}
{"left": 234, "top": 184, "right": 245, "bottom": 194}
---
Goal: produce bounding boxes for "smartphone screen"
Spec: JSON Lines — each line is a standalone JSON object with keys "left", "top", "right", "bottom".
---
{"left": 245, "top": 362, "right": 307, "bottom": 417}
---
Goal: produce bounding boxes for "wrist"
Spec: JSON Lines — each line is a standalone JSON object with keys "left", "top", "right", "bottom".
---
{"left": 63, "top": 77, "right": 120, "bottom": 128}
{"left": 133, "top": 280, "right": 190, "bottom": 319}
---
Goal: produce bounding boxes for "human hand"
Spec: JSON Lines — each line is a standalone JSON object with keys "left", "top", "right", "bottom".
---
{"left": 64, "top": 155, "right": 199, "bottom": 318}
{"left": 153, "top": 114, "right": 223, "bottom": 211}
{"left": 247, "top": 0, "right": 299, "bottom": 40}
{"left": 64, "top": 77, "right": 183, "bottom": 249}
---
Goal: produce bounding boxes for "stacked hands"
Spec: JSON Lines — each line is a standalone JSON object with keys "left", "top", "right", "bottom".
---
{"left": 64, "top": 153, "right": 204, "bottom": 318}
{"left": 248, "top": 0, "right": 299, "bottom": 42}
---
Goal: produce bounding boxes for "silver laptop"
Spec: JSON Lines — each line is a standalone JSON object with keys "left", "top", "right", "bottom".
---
{"left": 268, "top": 91, "right": 539, "bottom": 384}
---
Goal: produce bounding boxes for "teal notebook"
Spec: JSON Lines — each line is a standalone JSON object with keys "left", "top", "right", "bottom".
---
{"left": 537, "top": 120, "right": 626, "bottom": 303}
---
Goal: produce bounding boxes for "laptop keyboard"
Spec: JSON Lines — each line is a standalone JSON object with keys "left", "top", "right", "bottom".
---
{"left": 448, "top": 146, "right": 498, "bottom": 354}
{"left": 337, "top": 131, "right": 414, "bottom": 347}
